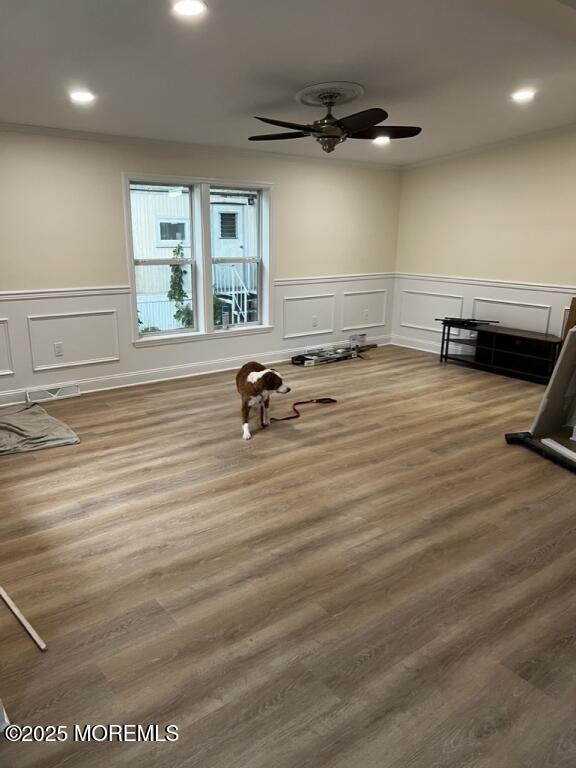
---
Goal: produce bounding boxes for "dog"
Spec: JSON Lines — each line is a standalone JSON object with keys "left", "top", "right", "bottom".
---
{"left": 236, "top": 362, "right": 291, "bottom": 440}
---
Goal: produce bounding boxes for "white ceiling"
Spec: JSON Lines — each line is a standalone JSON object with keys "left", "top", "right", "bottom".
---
{"left": 2, "top": 0, "right": 576, "bottom": 166}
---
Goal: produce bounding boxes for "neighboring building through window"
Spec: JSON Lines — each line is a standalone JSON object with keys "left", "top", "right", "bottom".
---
{"left": 127, "top": 180, "right": 269, "bottom": 338}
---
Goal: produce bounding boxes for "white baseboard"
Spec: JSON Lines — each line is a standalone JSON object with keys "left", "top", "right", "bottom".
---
{"left": 0, "top": 334, "right": 392, "bottom": 408}
{"left": 389, "top": 333, "right": 440, "bottom": 355}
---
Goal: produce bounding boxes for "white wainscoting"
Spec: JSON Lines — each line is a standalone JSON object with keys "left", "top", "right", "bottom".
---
{"left": 399, "top": 290, "right": 463, "bottom": 335}
{"left": 391, "top": 273, "right": 576, "bottom": 354}
{"left": 342, "top": 289, "right": 387, "bottom": 331}
{"left": 27, "top": 310, "right": 120, "bottom": 372}
{"left": 0, "top": 275, "right": 393, "bottom": 407}
{"left": 0, "top": 319, "right": 14, "bottom": 377}
{"left": 1, "top": 273, "right": 574, "bottom": 406}
{"left": 471, "top": 297, "right": 551, "bottom": 334}
{"left": 283, "top": 294, "right": 335, "bottom": 339}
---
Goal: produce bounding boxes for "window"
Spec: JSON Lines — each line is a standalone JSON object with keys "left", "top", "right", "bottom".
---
{"left": 127, "top": 178, "right": 270, "bottom": 340}
{"left": 158, "top": 218, "right": 189, "bottom": 247}
{"left": 129, "top": 184, "right": 195, "bottom": 335}
{"left": 211, "top": 189, "right": 261, "bottom": 328}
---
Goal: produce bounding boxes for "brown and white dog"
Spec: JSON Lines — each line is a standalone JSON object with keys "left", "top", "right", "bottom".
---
{"left": 236, "top": 362, "right": 291, "bottom": 440}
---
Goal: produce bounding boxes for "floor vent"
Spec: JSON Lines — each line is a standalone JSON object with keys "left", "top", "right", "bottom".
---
{"left": 25, "top": 384, "right": 81, "bottom": 404}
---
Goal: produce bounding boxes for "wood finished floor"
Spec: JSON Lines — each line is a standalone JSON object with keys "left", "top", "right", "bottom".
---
{"left": 1, "top": 346, "right": 575, "bottom": 768}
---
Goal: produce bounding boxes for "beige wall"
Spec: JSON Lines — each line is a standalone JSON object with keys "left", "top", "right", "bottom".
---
{"left": 396, "top": 128, "right": 576, "bottom": 285}
{"left": 0, "top": 130, "right": 400, "bottom": 291}
{"left": 4, "top": 126, "right": 576, "bottom": 292}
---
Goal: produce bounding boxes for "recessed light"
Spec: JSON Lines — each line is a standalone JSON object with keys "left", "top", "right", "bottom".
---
{"left": 511, "top": 88, "right": 536, "bottom": 104}
{"left": 173, "top": 0, "right": 207, "bottom": 16}
{"left": 373, "top": 136, "right": 391, "bottom": 146}
{"left": 69, "top": 89, "right": 96, "bottom": 105}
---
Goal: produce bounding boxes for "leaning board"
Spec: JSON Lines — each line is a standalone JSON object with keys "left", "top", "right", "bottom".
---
{"left": 506, "top": 327, "right": 576, "bottom": 471}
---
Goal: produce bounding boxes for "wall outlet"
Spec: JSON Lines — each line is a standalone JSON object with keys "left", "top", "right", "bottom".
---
{"left": 54, "top": 341, "right": 64, "bottom": 357}
{"left": 363, "top": 309, "right": 370, "bottom": 321}
{"left": 311, "top": 314, "right": 319, "bottom": 328}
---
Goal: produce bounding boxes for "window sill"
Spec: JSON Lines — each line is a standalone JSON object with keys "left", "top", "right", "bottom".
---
{"left": 133, "top": 325, "right": 274, "bottom": 348}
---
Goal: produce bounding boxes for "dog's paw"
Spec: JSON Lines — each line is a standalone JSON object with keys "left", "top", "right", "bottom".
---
{"left": 242, "top": 428, "right": 252, "bottom": 440}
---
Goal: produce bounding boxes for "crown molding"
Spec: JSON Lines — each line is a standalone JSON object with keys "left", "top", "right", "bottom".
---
{"left": 0, "top": 122, "right": 399, "bottom": 172}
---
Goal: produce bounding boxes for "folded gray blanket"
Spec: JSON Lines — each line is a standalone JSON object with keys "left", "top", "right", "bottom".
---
{"left": 0, "top": 404, "right": 80, "bottom": 455}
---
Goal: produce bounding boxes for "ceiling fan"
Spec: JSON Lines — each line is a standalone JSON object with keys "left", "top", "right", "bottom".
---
{"left": 249, "top": 82, "right": 422, "bottom": 154}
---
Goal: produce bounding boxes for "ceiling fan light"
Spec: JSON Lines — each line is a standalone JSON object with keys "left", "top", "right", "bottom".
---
{"left": 511, "top": 88, "right": 536, "bottom": 104}
{"left": 373, "top": 136, "right": 391, "bottom": 146}
{"left": 173, "top": 0, "right": 207, "bottom": 16}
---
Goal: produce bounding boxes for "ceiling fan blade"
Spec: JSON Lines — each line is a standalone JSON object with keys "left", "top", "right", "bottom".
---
{"left": 255, "top": 116, "right": 312, "bottom": 132}
{"left": 338, "top": 108, "right": 388, "bottom": 134}
{"left": 249, "top": 131, "right": 310, "bottom": 141}
{"left": 349, "top": 126, "right": 422, "bottom": 140}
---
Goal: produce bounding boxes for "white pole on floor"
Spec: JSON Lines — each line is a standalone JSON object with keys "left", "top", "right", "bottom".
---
{"left": 0, "top": 587, "right": 47, "bottom": 652}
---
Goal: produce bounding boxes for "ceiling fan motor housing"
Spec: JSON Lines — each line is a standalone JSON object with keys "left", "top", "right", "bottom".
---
{"left": 316, "top": 135, "right": 345, "bottom": 153}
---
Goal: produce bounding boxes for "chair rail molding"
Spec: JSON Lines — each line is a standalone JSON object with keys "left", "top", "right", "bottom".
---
{"left": 275, "top": 272, "right": 394, "bottom": 286}
{"left": 0, "top": 286, "right": 131, "bottom": 302}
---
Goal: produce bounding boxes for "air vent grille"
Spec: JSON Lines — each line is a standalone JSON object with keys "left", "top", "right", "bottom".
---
{"left": 220, "top": 212, "right": 238, "bottom": 239}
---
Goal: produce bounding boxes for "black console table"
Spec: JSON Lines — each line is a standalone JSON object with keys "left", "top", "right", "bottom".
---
{"left": 438, "top": 318, "right": 561, "bottom": 383}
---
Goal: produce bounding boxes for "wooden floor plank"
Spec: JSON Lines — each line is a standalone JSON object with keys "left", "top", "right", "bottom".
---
{"left": 1, "top": 347, "right": 573, "bottom": 768}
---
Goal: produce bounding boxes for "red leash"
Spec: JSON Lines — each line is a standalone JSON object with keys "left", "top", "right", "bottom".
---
{"left": 261, "top": 397, "right": 337, "bottom": 427}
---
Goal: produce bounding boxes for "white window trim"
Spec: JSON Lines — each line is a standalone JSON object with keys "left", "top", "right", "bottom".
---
{"left": 122, "top": 173, "right": 274, "bottom": 345}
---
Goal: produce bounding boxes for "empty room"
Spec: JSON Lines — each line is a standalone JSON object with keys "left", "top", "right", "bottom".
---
{"left": 2, "top": 1, "right": 576, "bottom": 766}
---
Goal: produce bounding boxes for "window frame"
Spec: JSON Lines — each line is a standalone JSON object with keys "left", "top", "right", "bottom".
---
{"left": 210, "top": 187, "right": 263, "bottom": 330}
{"left": 129, "top": 183, "right": 197, "bottom": 337}
{"left": 123, "top": 174, "right": 273, "bottom": 345}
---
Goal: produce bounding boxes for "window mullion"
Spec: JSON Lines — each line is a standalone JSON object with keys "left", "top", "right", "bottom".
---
{"left": 200, "top": 183, "right": 214, "bottom": 334}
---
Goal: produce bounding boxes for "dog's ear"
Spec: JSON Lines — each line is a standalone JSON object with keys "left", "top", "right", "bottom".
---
{"left": 261, "top": 371, "right": 282, "bottom": 390}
